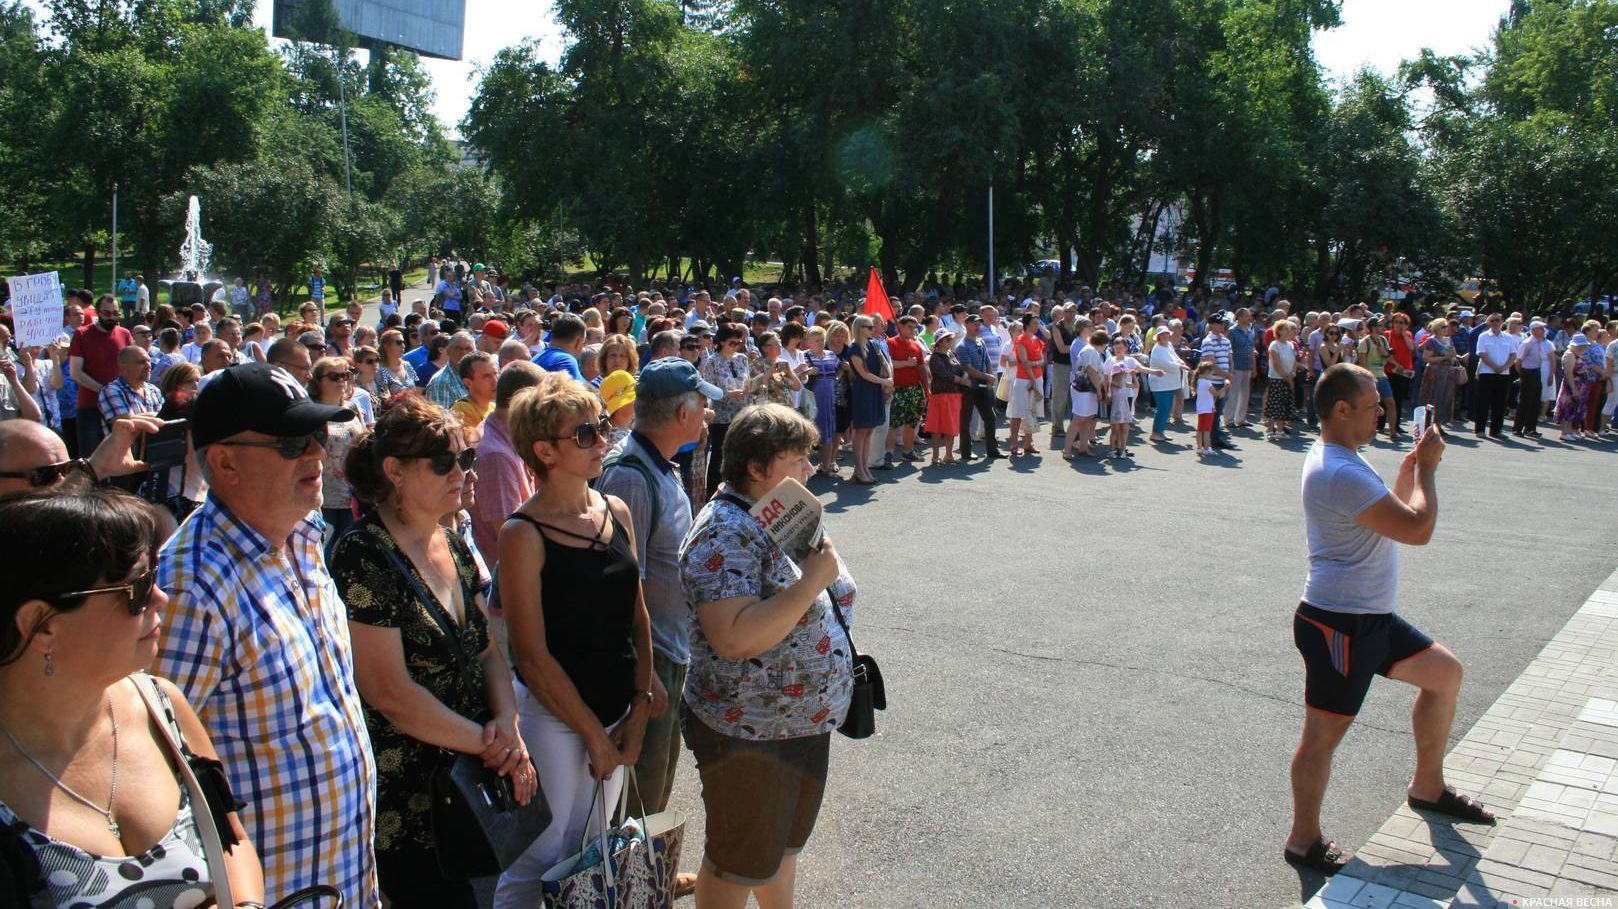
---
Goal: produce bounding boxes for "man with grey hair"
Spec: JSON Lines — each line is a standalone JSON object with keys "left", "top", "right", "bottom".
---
{"left": 646, "top": 328, "right": 682, "bottom": 362}
{"left": 497, "top": 338, "right": 532, "bottom": 368}
{"left": 597, "top": 359, "right": 723, "bottom": 864}
{"left": 426, "top": 331, "right": 476, "bottom": 407}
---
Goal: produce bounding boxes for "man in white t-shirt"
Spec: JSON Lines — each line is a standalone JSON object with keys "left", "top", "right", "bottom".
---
{"left": 1285, "top": 363, "right": 1492, "bottom": 877}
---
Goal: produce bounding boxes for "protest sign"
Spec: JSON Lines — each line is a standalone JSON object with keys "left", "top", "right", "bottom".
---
{"left": 7, "top": 271, "right": 63, "bottom": 350}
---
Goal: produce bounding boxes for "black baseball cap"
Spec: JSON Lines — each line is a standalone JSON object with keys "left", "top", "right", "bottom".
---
{"left": 192, "top": 363, "right": 355, "bottom": 450}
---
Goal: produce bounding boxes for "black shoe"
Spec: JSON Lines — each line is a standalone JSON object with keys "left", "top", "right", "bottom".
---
{"left": 1489, "top": 431, "right": 1504, "bottom": 439}
{"left": 959, "top": 453, "right": 976, "bottom": 462}
{"left": 984, "top": 451, "right": 1005, "bottom": 460}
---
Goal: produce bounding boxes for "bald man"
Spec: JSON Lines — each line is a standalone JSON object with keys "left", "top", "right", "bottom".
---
{"left": 97, "top": 346, "right": 163, "bottom": 432}
{"left": 0, "top": 415, "right": 160, "bottom": 495}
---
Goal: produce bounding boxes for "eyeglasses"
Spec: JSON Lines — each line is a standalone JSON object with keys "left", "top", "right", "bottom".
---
{"left": 305, "top": 343, "right": 328, "bottom": 352}
{"left": 358, "top": 358, "right": 378, "bottom": 366}
{"left": 216, "top": 427, "right": 328, "bottom": 460}
{"left": 0, "top": 460, "right": 73, "bottom": 487}
{"left": 320, "top": 371, "right": 352, "bottom": 382}
{"left": 413, "top": 447, "right": 478, "bottom": 476}
{"left": 547, "top": 416, "right": 614, "bottom": 448}
{"left": 56, "top": 567, "right": 157, "bottom": 616}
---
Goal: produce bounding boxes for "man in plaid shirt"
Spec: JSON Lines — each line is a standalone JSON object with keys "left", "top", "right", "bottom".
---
{"left": 155, "top": 363, "right": 380, "bottom": 908}
{"left": 96, "top": 346, "right": 163, "bottom": 431}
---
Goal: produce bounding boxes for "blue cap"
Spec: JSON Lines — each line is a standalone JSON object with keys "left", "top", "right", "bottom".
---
{"left": 638, "top": 358, "right": 725, "bottom": 402}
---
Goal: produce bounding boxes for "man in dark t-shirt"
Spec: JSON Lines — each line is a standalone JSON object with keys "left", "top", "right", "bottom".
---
{"left": 67, "top": 294, "right": 133, "bottom": 456}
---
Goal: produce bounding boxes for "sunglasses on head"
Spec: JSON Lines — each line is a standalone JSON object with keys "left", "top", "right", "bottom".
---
{"left": 217, "top": 426, "right": 329, "bottom": 460}
{"left": 0, "top": 460, "right": 74, "bottom": 488}
{"left": 415, "top": 447, "right": 477, "bottom": 476}
{"left": 56, "top": 566, "right": 157, "bottom": 616}
{"left": 548, "top": 415, "right": 614, "bottom": 448}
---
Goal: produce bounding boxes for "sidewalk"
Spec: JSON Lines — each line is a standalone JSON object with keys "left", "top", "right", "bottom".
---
{"left": 1301, "top": 569, "right": 1618, "bottom": 908}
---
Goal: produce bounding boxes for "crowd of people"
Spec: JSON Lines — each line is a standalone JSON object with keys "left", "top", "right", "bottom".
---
{"left": 0, "top": 263, "right": 1610, "bottom": 909}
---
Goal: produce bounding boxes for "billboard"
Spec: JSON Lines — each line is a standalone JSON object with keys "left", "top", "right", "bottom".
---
{"left": 272, "top": 0, "right": 466, "bottom": 61}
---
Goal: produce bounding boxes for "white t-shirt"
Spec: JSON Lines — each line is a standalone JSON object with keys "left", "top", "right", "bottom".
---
{"left": 180, "top": 341, "right": 205, "bottom": 364}
{"left": 1301, "top": 441, "right": 1398, "bottom": 614}
{"left": 1147, "top": 343, "right": 1183, "bottom": 392}
{"left": 1195, "top": 377, "right": 1217, "bottom": 414}
{"left": 1269, "top": 339, "right": 1297, "bottom": 377}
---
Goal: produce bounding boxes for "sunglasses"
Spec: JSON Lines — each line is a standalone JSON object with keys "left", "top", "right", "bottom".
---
{"left": 57, "top": 567, "right": 157, "bottom": 616}
{"left": 414, "top": 447, "right": 478, "bottom": 476}
{"left": 0, "top": 460, "right": 74, "bottom": 488}
{"left": 217, "top": 427, "right": 328, "bottom": 460}
{"left": 358, "top": 358, "right": 379, "bottom": 366}
{"left": 320, "top": 371, "right": 353, "bottom": 382}
{"left": 547, "top": 415, "right": 614, "bottom": 448}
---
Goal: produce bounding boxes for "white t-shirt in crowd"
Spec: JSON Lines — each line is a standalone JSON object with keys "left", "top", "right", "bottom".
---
{"left": 1269, "top": 339, "right": 1297, "bottom": 377}
{"left": 1147, "top": 343, "right": 1183, "bottom": 392}
{"left": 1195, "top": 378, "right": 1217, "bottom": 414}
{"left": 1301, "top": 441, "right": 1398, "bottom": 615}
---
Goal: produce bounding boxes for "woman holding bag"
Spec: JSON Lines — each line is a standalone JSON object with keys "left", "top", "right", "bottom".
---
{"left": 494, "top": 379, "right": 657, "bottom": 909}
{"left": 0, "top": 486, "right": 265, "bottom": 909}
{"left": 331, "top": 396, "right": 536, "bottom": 908}
{"left": 679, "top": 403, "right": 859, "bottom": 909}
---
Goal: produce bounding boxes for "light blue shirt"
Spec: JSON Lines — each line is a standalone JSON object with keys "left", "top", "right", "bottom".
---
{"left": 1301, "top": 442, "right": 1398, "bottom": 615}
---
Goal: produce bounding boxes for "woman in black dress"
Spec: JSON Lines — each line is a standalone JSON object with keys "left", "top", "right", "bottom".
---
{"left": 330, "top": 395, "right": 535, "bottom": 908}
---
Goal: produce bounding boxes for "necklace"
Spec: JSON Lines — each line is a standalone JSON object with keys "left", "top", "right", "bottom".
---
{"left": 0, "top": 692, "right": 121, "bottom": 837}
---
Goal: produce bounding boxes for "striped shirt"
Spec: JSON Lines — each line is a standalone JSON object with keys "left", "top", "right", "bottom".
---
{"left": 155, "top": 496, "right": 380, "bottom": 909}
{"left": 96, "top": 376, "right": 163, "bottom": 430}
{"left": 425, "top": 362, "right": 468, "bottom": 408}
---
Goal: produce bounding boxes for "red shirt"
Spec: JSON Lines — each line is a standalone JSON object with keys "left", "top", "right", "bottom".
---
{"left": 887, "top": 335, "right": 927, "bottom": 388}
{"left": 68, "top": 323, "right": 133, "bottom": 409}
{"left": 1014, "top": 334, "right": 1046, "bottom": 380}
{"left": 1385, "top": 329, "right": 1415, "bottom": 374}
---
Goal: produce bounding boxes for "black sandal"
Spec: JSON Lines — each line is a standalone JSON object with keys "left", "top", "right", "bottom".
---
{"left": 1408, "top": 787, "right": 1496, "bottom": 824}
{"left": 1283, "top": 837, "right": 1349, "bottom": 874}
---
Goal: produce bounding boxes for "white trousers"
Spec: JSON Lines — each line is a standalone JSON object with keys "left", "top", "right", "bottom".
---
{"left": 492, "top": 682, "right": 626, "bottom": 909}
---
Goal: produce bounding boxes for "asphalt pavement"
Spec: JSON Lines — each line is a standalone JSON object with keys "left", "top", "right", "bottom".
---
{"left": 656, "top": 421, "right": 1618, "bottom": 908}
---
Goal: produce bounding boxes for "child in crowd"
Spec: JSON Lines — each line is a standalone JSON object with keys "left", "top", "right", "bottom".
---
{"left": 1194, "top": 357, "right": 1225, "bottom": 458}
{"left": 1104, "top": 336, "right": 1162, "bottom": 459}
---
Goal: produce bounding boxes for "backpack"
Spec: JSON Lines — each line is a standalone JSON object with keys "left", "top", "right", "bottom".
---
{"left": 598, "top": 451, "right": 662, "bottom": 533}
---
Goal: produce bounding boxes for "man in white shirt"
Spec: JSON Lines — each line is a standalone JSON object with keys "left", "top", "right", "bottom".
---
{"left": 1513, "top": 322, "right": 1555, "bottom": 436}
{"left": 1471, "top": 314, "right": 1516, "bottom": 438}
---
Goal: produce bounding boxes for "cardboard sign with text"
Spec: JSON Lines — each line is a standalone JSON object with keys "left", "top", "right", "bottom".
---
{"left": 7, "top": 271, "right": 62, "bottom": 350}
{"left": 749, "top": 477, "right": 825, "bottom": 563}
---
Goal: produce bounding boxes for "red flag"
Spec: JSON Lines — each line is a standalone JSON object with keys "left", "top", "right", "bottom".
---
{"left": 863, "top": 267, "right": 896, "bottom": 321}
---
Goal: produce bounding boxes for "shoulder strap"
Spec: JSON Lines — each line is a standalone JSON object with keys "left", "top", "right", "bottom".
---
{"left": 601, "top": 453, "right": 663, "bottom": 533}
{"left": 374, "top": 540, "right": 476, "bottom": 689}
{"left": 131, "top": 675, "right": 234, "bottom": 909}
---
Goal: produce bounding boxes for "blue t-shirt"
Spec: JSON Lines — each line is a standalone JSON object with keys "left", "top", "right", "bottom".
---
{"left": 532, "top": 347, "right": 583, "bottom": 381}
{"left": 401, "top": 344, "right": 431, "bottom": 386}
{"left": 308, "top": 276, "right": 325, "bottom": 301}
{"left": 1301, "top": 442, "right": 1398, "bottom": 615}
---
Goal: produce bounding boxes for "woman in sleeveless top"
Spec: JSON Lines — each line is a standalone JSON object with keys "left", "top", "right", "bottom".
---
{"left": 331, "top": 397, "right": 535, "bottom": 908}
{"left": 491, "top": 380, "right": 654, "bottom": 909}
{"left": 0, "top": 487, "right": 263, "bottom": 909}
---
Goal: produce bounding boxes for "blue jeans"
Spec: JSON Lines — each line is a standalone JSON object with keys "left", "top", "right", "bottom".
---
{"left": 1151, "top": 389, "right": 1176, "bottom": 435}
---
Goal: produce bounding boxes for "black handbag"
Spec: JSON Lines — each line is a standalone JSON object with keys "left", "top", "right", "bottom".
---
{"left": 826, "top": 585, "right": 886, "bottom": 740}
{"left": 374, "top": 540, "right": 551, "bottom": 879}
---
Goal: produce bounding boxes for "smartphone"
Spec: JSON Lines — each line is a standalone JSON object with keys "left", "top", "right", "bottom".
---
{"left": 1412, "top": 405, "right": 1432, "bottom": 439}
{"left": 137, "top": 418, "right": 189, "bottom": 470}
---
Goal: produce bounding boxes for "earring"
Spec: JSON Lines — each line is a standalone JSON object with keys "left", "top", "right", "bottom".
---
{"left": 43, "top": 651, "right": 54, "bottom": 677}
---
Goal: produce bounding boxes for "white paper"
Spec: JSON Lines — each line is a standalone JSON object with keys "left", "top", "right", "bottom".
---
{"left": 7, "top": 272, "right": 63, "bottom": 350}
{"left": 749, "top": 477, "right": 825, "bottom": 563}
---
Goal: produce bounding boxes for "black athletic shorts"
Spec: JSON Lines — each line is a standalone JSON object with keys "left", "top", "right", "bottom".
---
{"left": 680, "top": 702, "right": 830, "bottom": 885}
{"left": 1294, "top": 601, "right": 1435, "bottom": 716}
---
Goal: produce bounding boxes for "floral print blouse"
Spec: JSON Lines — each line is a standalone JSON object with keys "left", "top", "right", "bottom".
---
{"left": 678, "top": 486, "right": 856, "bottom": 741}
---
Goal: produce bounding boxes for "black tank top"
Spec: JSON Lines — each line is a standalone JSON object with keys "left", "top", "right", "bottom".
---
{"left": 509, "top": 507, "right": 638, "bottom": 725}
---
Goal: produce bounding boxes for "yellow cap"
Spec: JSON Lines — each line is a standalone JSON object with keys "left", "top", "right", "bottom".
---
{"left": 600, "top": 370, "right": 637, "bottom": 415}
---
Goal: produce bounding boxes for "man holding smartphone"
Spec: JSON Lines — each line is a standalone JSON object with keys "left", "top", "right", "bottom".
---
{"left": 1284, "top": 363, "right": 1493, "bottom": 876}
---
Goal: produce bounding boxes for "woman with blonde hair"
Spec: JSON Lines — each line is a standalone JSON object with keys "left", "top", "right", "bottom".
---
{"left": 1417, "top": 317, "right": 1463, "bottom": 426}
{"left": 377, "top": 328, "right": 420, "bottom": 399}
{"left": 846, "top": 315, "right": 892, "bottom": 485}
{"left": 599, "top": 333, "right": 640, "bottom": 378}
{"left": 1266, "top": 319, "right": 1300, "bottom": 441}
{"left": 803, "top": 324, "right": 842, "bottom": 476}
{"left": 493, "top": 380, "right": 655, "bottom": 909}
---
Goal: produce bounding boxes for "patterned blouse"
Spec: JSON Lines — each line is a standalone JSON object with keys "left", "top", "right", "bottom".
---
{"left": 700, "top": 352, "right": 751, "bottom": 424}
{"left": 329, "top": 513, "right": 489, "bottom": 857}
{"left": 678, "top": 485, "right": 856, "bottom": 741}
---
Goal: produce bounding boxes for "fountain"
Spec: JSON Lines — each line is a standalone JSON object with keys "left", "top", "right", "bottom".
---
{"left": 162, "top": 196, "right": 220, "bottom": 311}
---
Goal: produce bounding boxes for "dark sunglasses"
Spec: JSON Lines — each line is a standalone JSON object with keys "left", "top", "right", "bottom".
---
{"left": 57, "top": 567, "right": 157, "bottom": 616}
{"left": 548, "top": 415, "right": 614, "bottom": 448}
{"left": 358, "top": 358, "right": 379, "bottom": 366}
{"left": 320, "top": 371, "right": 353, "bottom": 382}
{"left": 415, "top": 447, "right": 478, "bottom": 476}
{"left": 217, "top": 426, "right": 329, "bottom": 460}
{"left": 0, "top": 461, "right": 74, "bottom": 488}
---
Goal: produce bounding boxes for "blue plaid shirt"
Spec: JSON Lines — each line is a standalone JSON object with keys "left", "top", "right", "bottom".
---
{"left": 954, "top": 334, "right": 991, "bottom": 387}
{"left": 426, "top": 362, "right": 468, "bottom": 408}
{"left": 96, "top": 376, "right": 163, "bottom": 431}
{"left": 155, "top": 497, "right": 380, "bottom": 908}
